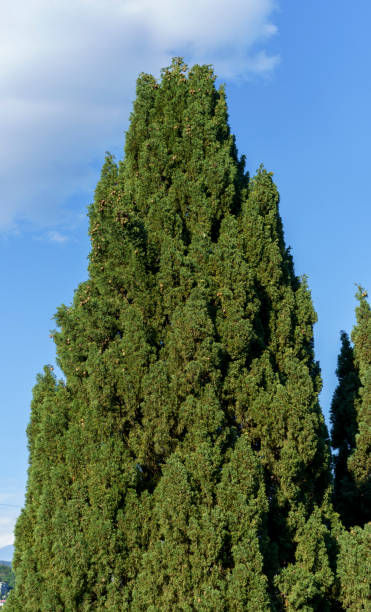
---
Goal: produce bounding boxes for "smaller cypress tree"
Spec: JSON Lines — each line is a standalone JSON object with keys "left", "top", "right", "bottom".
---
{"left": 7, "top": 367, "right": 70, "bottom": 611}
{"left": 348, "top": 288, "right": 371, "bottom": 519}
{"left": 234, "top": 168, "right": 335, "bottom": 609}
{"left": 330, "top": 331, "right": 360, "bottom": 527}
{"left": 330, "top": 288, "right": 371, "bottom": 528}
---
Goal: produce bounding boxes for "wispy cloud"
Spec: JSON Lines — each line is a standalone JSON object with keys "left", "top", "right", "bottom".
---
{"left": 0, "top": 516, "right": 16, "bottom": 548}
{"left": 46, "top": 231, "right": 70, "bottom": 243}
{"left": 1, "top": 0, "right": 279, "bottom": 232}
{"left": 0, "top": 495, "right": 22, "bottom": 547}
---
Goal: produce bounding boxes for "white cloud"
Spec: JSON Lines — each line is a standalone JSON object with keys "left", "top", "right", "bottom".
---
{"left": 0, "top": 496, "right": 21, "bottom": 547}
{"left": 46, "top": 231, "right": 69, "bottom": 243}
{"left": 0, "top": 516, "right": 15, "bottom": 548}
{"left": 0, "top": 0, "right": 279, "bottom": 231}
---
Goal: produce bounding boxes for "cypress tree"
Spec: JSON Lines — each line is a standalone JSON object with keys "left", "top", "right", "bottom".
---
{"left": 235, "top": 169, "right": 335, "bottom": 609}
{"left": 7, "top": 367, "right": 70, "bottom": 610}
{"left": 347, "top": 288, "right": 371, "bottom": 518}
{"left": 330, "top": 332, "right": 361, "bottom": 527}
{"left": 330, "top": 289, "right": 370, "bottom": 611}
{"left": 9, "top": 59, "right": 335, "bottom": 611}
{"left": 330, "top": 289, "right": 370, "bottom": 528}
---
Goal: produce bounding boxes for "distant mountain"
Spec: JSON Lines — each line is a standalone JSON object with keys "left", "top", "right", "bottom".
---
{"left": 0, "top": 545, "right": 14, "bottom": 562}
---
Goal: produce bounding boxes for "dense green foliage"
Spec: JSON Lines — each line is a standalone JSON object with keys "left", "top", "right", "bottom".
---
{"left": 336, "top": 523, "right": 371, "bottom": 610}
{"left": 8, "top": 59, "right": 367, "bottom": 611}
{"left": 0, "top": 564, "right": 15, "bottom": 589}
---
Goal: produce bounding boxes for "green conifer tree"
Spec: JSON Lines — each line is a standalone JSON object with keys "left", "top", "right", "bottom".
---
{"left": 233, "top": 169, "right": 335, "bottom": 609}
{"left": 348, "top": 289, "right": 371, "bottom": 517}
{"left": 330, "top": 290, "right": 370, "bottom": 611}
{"left": 330, "top": 332, "right": 361, "bottom": 527}
{"left": 7, "top": 367, "right": 70, "bottom": 611}
{"left": 9, "top": 60, "right": 335, "bottom": 611}
{"left": 330, "top": 290, "right": 370, "bottom": 528}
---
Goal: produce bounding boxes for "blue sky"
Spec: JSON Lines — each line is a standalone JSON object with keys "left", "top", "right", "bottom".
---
{"left": 1, "top": 0, "right": 370, "bottom": 553}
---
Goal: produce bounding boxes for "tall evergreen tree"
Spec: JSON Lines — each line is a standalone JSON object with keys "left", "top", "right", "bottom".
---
{"left": 330, "top": 290, "right": 370, "bottom": 528}
{"left": 330, "top": 331, "right": 361, "bottom": 527}
{"left": 348, "top": 288, "right": 371, "bottom": 517}
{"left": 235, "top": 169, "right": 335, "bottom": 609}
{"left": 7, "top": 367, "right": 70, "bottom": 610}
{"left": 9, "top": 59, "right": 335, "bottom": 611}
{"left": 330, "top": 290, "right": 370, "bottom": 611}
